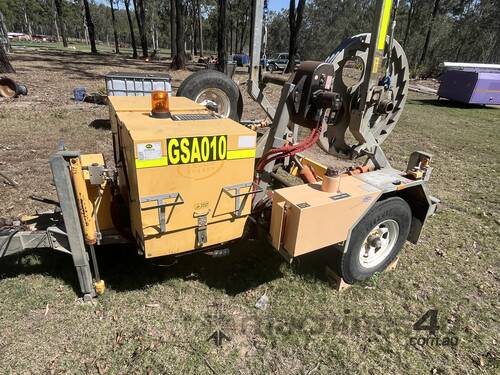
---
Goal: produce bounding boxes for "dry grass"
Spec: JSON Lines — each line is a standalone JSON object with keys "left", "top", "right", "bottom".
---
{"left": 0, "top": 48, "right": 499, "bottom": 374}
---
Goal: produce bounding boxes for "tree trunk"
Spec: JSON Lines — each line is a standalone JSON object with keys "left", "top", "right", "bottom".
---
{"left": 418, "top": 0, "right": 440, "bottom": 67}
{"left": 234, "top": 18, "right": 239, "bottom": 54}
{"left": 192, "top": 0, "right": 198, "bottom": 56}
{"left": 153, "top": 25, "right": 159, "bottom": 51}
{"left": 489, "top": 4, "right": 500, "bottom": 63}
{"left": 23, "top": 5, "right": 32, "bottom": 36}
{"left": 239, "top": 6, "right": 249, "bottom": 54}
{"left": 84, "top": 24, "right": 89, "bottom": 45}
{"left": 82, "top": 0, "right": 97, "bottom": 54}
{"left": 54, "top": 0, "right": 68, "bottom": 47}
{"left": 133, "top": 0, "right": 148, "bottom": 58}
{"left": 137, "top": 0, "right": 148, "bottom": 57}
{"left": 402, "top": 0, "right": 414, "bottom": 48}
{"left": 0, "top": 44, "right": 15, "bottom": 73}
{"left": 197, "top": 0, "right": 203, "bottom": 57}
{"left": 81, "top": 1, "right": 89, "bottom": 45}
{"left": 52, "top": 1, "right": 61, "bottom": 42}
{"left": 109, "top": 0, "right": 120, "bottom": 53}
{"left": 170, "top": 0, "right": 177, "bottom": 58}
{"left": 217, "top": 0, "right": 226, "bottom": 72}
{"left": 124, "top": 0, "right": 138, "bottom": 58}
{"left": 171, "top": 0, "right": 186, "bottom": 69}
{"left": 228, "top": 2, "right": 233, "bottom": 55}
{"left": 230, "top": 20, "right": 233, "bottom": 55}
{"left": 186, "top": 5, "right": 193, "bottom": 56}
{"left": 285, "top": 0, "right": 305, "bottom": 73}
{"left": 151, "top": 25, "right": 155, "bottom": 49}
{"left": 133, "top": 0, "right": 141, "bottom": 35}
{"left": 454, "top": 41, "right": 463, "bottom": 62}
{"left": 0, "top": 11, "right": 12, "bottom": 52}
{"left": 287, "top": 0, "right": 296, "bottom": 73}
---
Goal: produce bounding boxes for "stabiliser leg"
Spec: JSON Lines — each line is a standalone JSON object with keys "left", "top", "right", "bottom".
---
{"left": 49, "top": 152, "right": 96, "bottom": 299}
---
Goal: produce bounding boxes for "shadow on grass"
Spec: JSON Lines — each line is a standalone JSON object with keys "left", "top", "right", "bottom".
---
{"left": 0, "top": 239, "right": 342, "bottom": 297}
{"left": 410, "top": 98, "right": 499, "bottom": 109}
{"left": 0, "top": 241, "right": 283, "bottom": 296}
{"left": 100, "top": 240, "right": 285, "bottom": 295}
{"left": 11, "top": 49, "right": 174, "bottom": 81}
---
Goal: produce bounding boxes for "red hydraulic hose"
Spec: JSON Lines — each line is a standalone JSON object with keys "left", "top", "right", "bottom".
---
{"left": 256, "top": 123, "right": 322, "bottom": 172}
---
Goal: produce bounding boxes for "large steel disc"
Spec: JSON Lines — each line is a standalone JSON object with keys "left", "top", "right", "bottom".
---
{"left": 318, "top": 33, "right": 409, "bottom": 157}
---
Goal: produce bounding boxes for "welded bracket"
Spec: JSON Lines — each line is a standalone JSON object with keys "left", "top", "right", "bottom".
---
{"left": 87, "top": 164, "right": 107, "bottom": 185}
{"left": 361, "top": 142, "right": 391, "bottom": 170}
{"left": 406, "top": 151, "right": 433, "bottom": 181}
{"left": 140, "top": 192, "right": 184, "bottom": 233}
{"left": 223, "top": 182, "right": 263, "bottom": 217}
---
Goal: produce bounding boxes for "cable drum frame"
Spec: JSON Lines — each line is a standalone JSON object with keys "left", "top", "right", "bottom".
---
{"left": 318, "top": 33, "right": 410, "bottom": 161}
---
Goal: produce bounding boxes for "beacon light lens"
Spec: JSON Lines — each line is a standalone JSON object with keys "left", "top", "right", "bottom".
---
{"left": 151, "top": 90, "right": 170, "bottom": 118}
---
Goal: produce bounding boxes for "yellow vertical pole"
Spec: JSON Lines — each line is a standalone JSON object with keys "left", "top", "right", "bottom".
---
{"left": 358, "top": 0, "right": 393, "bottom": 109}
{"left": 373, "top": 0, "right": 393, "bottom": 74}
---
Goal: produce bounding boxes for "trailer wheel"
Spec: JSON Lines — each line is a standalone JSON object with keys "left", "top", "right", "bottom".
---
{"left": 341, "top": 197, "right": 411, "bottom": 284}
{"left": 176, "top": 70, "right": 243, "bottom": 121}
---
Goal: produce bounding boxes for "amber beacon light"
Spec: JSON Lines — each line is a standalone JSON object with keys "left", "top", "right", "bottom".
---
{"left": 151, "top": 90, "right": 170, "bottom": 118}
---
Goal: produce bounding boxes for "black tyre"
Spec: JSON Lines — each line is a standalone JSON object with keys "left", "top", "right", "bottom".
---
{"left": 176, "top": 69, "right": 243, "bottom": 121}
{"left": 269, "top": 64, "right": 276, "bottom": 73}
{"left": 341, "top": 197, "right": 411, "bottom": 284}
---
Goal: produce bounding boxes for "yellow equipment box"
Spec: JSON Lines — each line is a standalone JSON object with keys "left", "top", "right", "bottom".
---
{"left": 270, "top": 177, "right": 381, "bottom": 257}
{"left": 109, "top": 97, "right": 257, "bottom": 258}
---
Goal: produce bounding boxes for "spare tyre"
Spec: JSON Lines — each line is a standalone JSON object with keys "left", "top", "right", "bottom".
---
{"left": 177, "top": 69, "right": 243, "bottom": 121}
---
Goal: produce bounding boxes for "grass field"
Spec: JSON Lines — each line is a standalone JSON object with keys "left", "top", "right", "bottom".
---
{"left": 10, "top": 40, "right": 201, "bottom": 59}
{"left": 0, "top": 48, "right": 499, "bottom": 374}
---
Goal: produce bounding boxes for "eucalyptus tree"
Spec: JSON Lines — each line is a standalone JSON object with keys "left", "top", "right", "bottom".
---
{"left": 123, "top": 0, "right": 138, "bottom": 57}
{"left": 82, "top": 0, "right": 97, "bottom": 53}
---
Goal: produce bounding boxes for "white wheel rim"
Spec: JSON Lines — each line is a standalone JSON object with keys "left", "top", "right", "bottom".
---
{"left": 358, "top": 219, "right": 399, "bottom": 268}
{"left": 194, "top": 88, "right": 231, "bottom": 118}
